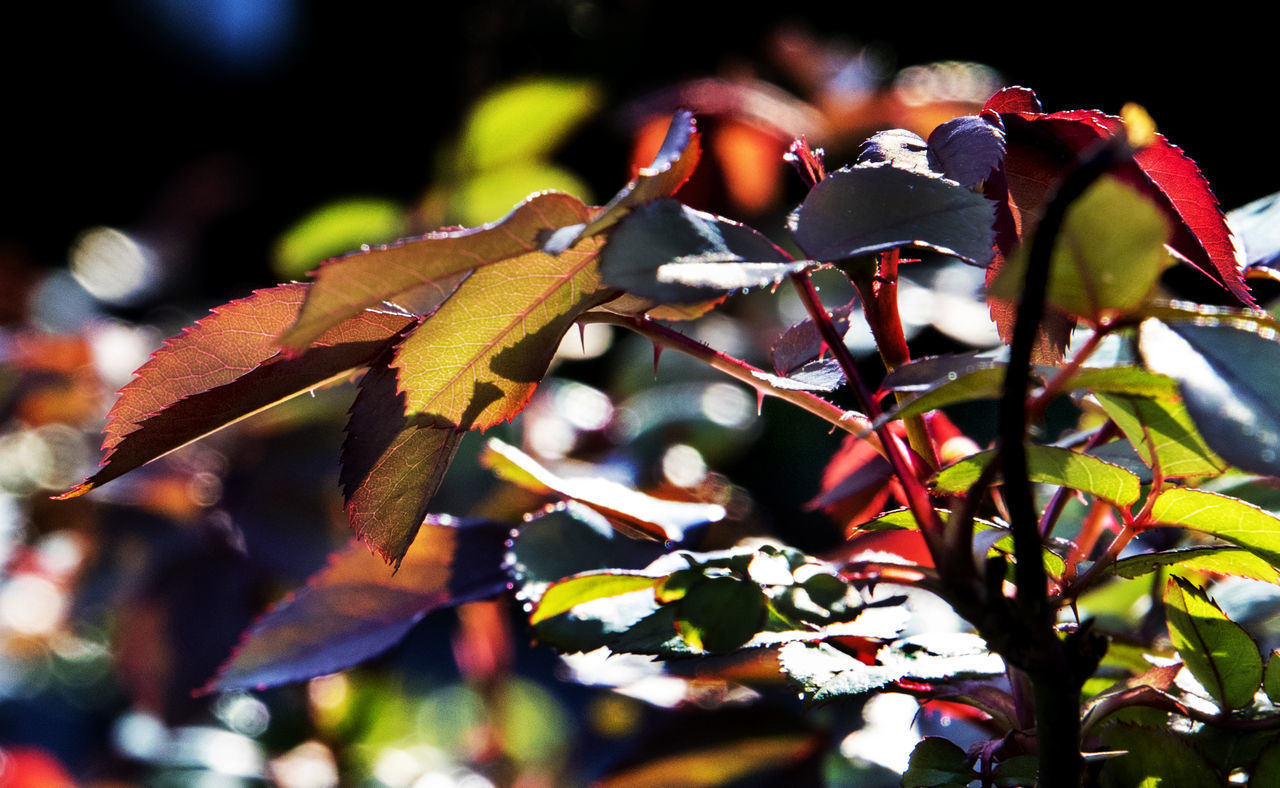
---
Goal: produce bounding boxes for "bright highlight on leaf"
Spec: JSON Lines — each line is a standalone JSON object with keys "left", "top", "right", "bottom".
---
{"left": 934, "top": 444, "right": 1141, "bottom": 507}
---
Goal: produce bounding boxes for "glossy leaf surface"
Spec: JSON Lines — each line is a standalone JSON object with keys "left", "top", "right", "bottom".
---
{"left": 789, "top": 165, "right": 997, "bottom": 265}
{"left": 481, "top": 438, "right": 725, "bottom": 541}
{"left": 1141, "top": 318, "right": 1280, "bottom": 476}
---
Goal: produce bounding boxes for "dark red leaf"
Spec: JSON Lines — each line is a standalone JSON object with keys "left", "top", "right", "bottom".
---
{"left": 206, "top": 516, "right": 508, "bottom": 693}
{"left": 59, "top": 283, "right": 412, "bottom": 499}
{"left": 341, "top": 344, "right": 465, "bottom": 566}
{"left": 982, "top": 86, "right": 1042, "bottom": 115}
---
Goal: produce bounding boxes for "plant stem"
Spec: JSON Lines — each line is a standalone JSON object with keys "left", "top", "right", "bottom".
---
{"left": 580, "top": 310, "right": 878, "bottom": 444}
{"left": 850, "top": 250, "right": 939, "bottom": 469}
{"left": 787, "top": 272, "right": 944, "bottom": 539}
{"left": 1000, "top": 135, "right": 1131, "bottom": 787}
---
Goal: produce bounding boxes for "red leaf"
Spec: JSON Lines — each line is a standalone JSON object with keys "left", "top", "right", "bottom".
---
{"left": 59, "top": 283, "right": 412, "bottom": 498}
{"left": 340, "top": 345, "right": 466, "bottom": 565}
{"left": 280, "top": 191, "right": 592, "bottom": 353}
{"left": 206, "top": 516, "right": 509, "bottom": 693}
{"left": 982, "top": 86, "right": 1041, "bottom": 115}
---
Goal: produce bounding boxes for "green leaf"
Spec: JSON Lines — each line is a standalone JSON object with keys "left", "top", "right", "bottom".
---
{"left": 1264, "top": 650, "right": 1280, "bottom": 704}
{"left": 1151, "top": 488, "right": 1280, "bottom": 568}
{"left": 273, "top": 198, "right": 406, "bottom": 280}
{"left": 601, "top": 199, "right": 795, "bottom": 303}
{"left": 530, "top": 572, "right": 659, "bottom": 626}
{"left": 459, "top": 78, "right": 600, "bottom": 172}
{"left": 934, "top": 444, "right": 1141, "bottom": 507}
{"left": 1110, "top": 546, "right": 1280, "bottom": 584}
{"left": 901, "top": 737, "right": 973, "bottom": 788}
{"left": 1140, "top": 317, "right": 1280, "bottom": 477}
{"left": 1252, "top": 739, "right": 1280, "bottom": 788}
{"left": 1064, "top": 366, "right": 1179, "bottom": 399}
{"left": 993, "top": 756, "right": 1039, "bottom": 788}
{"left": 281, "top": 191, "right": 590, "bottom": 353}
{"left": 1099, "top": 724, "right": 1221, "bottom": 788}
{"left": 674, "top": 575, "right": 768, "bottom": 653}
{"left": 340, "top": 348, "right": 465, "bottom": 565}
{"left": 789, "top": 164, "right": 997, "bottom": 265}
{"left": 892, "top": 366, "right": 1006, "bottom": 421}
{"left": 1164, "top": 576, "right": 1262, "bottom": 711}
{"left": 480, "top": 438, "right": 725, "bottom": 541}
{"left": 392, "top": 233, "right": 611, "bottom": 428}
{"left": 992, "top": 176, "right": 1173, "bottom": 322}
{"left": 1094, "top": 392, "right": 1226, "bottom": 479}
{"left": 60, "top": 284, "right": 413, "bottom": 500}
{"left": 208, "top": 516, "right": 508, "bottom": 692}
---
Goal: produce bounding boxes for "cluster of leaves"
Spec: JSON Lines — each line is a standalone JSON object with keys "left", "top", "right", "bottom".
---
{"left": 62, "top": 86, "right": 1280, "bottom": 786}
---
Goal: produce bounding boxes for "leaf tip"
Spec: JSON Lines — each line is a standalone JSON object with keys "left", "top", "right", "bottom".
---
{"left": 51, "top": 481, "right": 92, "bottom": 501}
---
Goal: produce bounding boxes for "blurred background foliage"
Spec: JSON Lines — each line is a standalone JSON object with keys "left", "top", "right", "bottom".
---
{"left": 0, "top": 2, "right": 1272, "bottom": 785}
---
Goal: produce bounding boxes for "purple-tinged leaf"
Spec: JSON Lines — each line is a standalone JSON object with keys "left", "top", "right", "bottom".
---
{"left": 927, "top": 115, "right": 1006, "bottom": 189}
{"left": 880, "top": 350, "right": 1007, "bottom": 393}
{"left": 789, "top": 165, "right": 997, "bottom": 265}
{"left": 207, "top": 516, "right": 508, "bottom": 693}
{"left": 280, "top": 192, "right": 591, "bottom": 353}
{"left": 341, "top": 347, "right": 465, "bottom": 565}
{"left": 392, "top": 234, "right": 611, "bottom": 428}
{"left": 771, "top": 301, "right": 855, "bottom": 377}
{"left": 59, "top": 283, "right": 412, "bottom": 499}
{"left": 601, "top": 199, "right": 792, "bottom": 303}
{"left": 480, "top": 438, "right": 724, "bottom": 542}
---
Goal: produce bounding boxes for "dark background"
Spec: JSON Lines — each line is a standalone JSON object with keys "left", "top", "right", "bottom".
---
{"left": 3, "top": 1, "right": 1271, "bottom": 302}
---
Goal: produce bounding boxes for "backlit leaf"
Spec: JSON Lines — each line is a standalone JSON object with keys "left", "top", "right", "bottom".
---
{"left": 891, "top": 366, "right": 1006, "bottom": 421}
{"left": 1151, "top": 488, "right": 1280, "bottom": 568}
{"left": 60, "top": 283, "right": 412, "bottom": 499}
{"left": 674, "top": 575, "right": 768, "bottom": 653}
{"left": 880, "top": 350, "right": 1008, "bottom": 393}
{"left": 1140, "top": 318, "right": 1280, "bottom": 477}
{"left": 208, "top": 516, "right": 508, "bottom": 692}
{"left": 340, "top": 349, "right": 465, "bottom": 565}
{"left": 530, "top": 571, "right": 659, "bottom": 626}
{"left": 1164, "top": 576, "right": 1262, "bottom": 711}
{"left": 990, "top": 176, "right": 1172, "bottom": 322}
{"left": 1094, "top": 392, "right": 1226, "bottom": 480}
{"left": 1109, "top": 546, "right": 1279, "bottom": 583}
{"left": 1098, "top": 724, "right": 1220, "bottom": 788}
{"left": 984, "top": 87, "right": 1252, "bottom": 307}
{"left": 480, "top": 438, "right": 725, "bottom": 541}
{"left": 934, "top": 445, "right": 1141, "bottom": 507}
{"left": 789, "top": 164, "right": 997, "bottom": 265}
{"left": 601, "top": 199, "right": 794, "bottom": 303}
{"left": 280, "top": 192, "right": 590, "bottom": 353}
{"left": 392, "top": 234, "right": 611, "bottom": 428}
{"left": 1064, "top": 367, "right": 1178, "bottom": 399}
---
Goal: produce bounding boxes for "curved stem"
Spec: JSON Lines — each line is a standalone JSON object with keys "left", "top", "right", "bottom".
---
{"left": 580, "top": 310, "right": 879, "bottom": 444}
